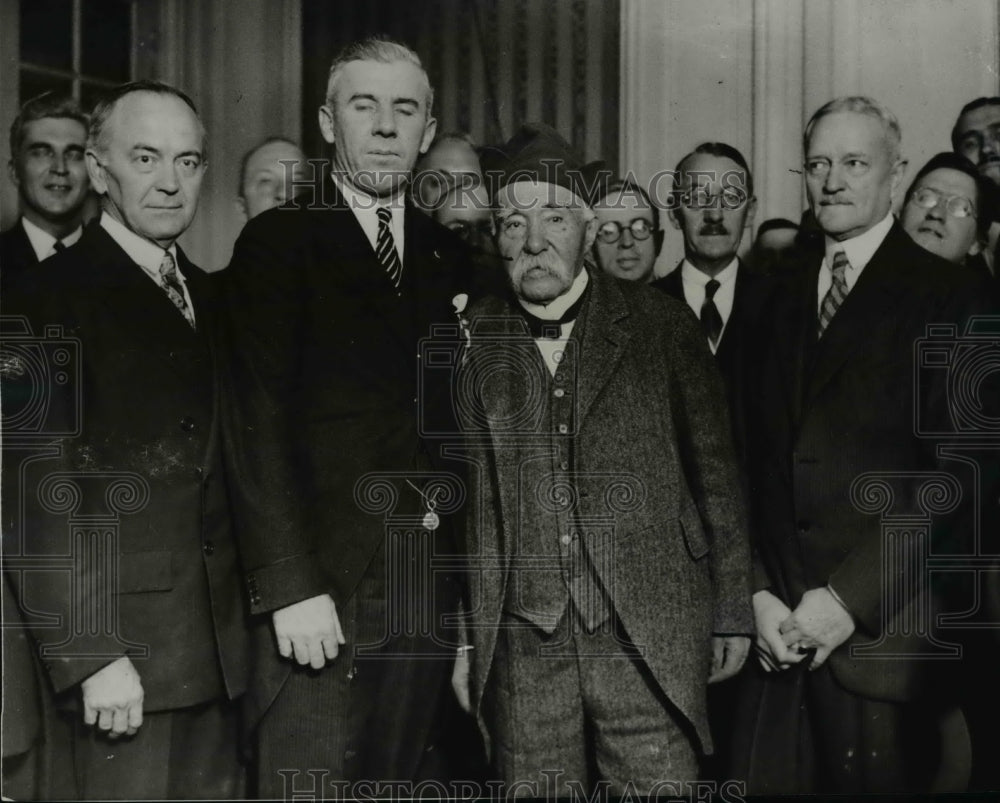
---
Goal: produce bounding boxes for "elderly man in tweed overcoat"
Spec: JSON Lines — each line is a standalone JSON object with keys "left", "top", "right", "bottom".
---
{"left": 451, "top": 123, "right": 754, "bottom": 796}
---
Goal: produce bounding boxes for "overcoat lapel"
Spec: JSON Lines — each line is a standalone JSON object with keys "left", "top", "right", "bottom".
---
{"left": 575, "top": 270, "right": 632, "bottom": 425}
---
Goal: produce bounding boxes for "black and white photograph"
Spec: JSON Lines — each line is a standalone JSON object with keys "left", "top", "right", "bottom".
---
{"left": 1, "top": 0, "right": 999, "bottom": 800}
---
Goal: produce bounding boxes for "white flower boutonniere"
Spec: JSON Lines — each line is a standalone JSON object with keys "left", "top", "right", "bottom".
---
{"left": 452, "top": 293, "right": 471, "bottom": 362}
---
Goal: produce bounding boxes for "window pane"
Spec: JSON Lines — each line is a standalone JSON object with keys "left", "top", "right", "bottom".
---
{"left": 19, "top": 69, "right": 73, "bottom": 106}
{"left": 82, "top": 0, "right": 132, "bottom": 80}
{"left": 20, "top": 0, "right": 73, "bottom": 71}
{"left": 79, "top": 81, "right": 114, "bottom": 114}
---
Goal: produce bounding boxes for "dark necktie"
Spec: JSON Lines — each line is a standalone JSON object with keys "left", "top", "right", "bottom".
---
{"left": 700, "top": 278, "right": 723, "bottom": 346}
{"left": 517, "top": 286, "right": 589, "bottom": 339}
{"left": 53, "top": 240, "right": 66, "bottom": 253}
{"left": 158, "top": 251, "right": 196, "bottom": 329}
{"left": 818, "top": 250, "right": 849, "bottom": 337}
{"left": 375, "top": 206, "right": 402, "bottom": 287}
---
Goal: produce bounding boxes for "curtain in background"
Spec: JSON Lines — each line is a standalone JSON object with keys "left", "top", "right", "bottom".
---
{"left": 302, "top": 0, "right": 619, "bottom": 166}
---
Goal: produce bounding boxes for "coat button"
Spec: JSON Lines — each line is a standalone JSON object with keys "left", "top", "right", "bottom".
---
{"left": 796, "top": 520, "right": 811, "bottom": 533}
{"left": 180, "top": 416, "right": 196, "bottom": 432}
{"left": 203, "top": 541, "right": 215, "bottom": 556}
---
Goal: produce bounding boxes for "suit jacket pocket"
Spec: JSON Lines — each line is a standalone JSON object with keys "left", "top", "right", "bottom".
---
{"left": 679, "top": 505, "right": 710, "bottom": 560}
{"left": 118, "top": 550, "right": 173, "bottom": 593}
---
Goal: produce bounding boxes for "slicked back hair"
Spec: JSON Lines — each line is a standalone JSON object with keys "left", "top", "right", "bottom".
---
{"left": 88, "top": 80, "right": 204, "bottom": 156}
{"left": 804, "top": 95, "right": 902, "bottom": 163}
{"left": 675, "top": 142, "right": 755, "bottom": 199}
{"left": 9, "top": 92, "right": 89, "bottom": 156}
{"left": 325, "top": 36, "right": 433, "bottom": 113}
{"left": 951, "top": 96, "right": 1000, "bottom": 151}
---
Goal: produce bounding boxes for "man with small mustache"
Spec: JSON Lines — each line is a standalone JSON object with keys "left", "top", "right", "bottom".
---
{"left": 652, "top": 143, "right": 770, "bottom": 465}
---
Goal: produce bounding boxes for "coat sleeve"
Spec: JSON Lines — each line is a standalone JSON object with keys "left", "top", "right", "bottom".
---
{"left": 221, "top": 215, "right": 327, "bottom": 614}
{"left": 666, "top": 303, "right": 755, "bottom": 634}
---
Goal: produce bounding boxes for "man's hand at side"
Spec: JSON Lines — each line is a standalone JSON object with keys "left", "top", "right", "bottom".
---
{"left": 779, "top": 586, "right": 855, "bottom": 670}
{"left": 709, "top": 634, "right": 751, "bottom": 683}
{"left": 272, "top": 593, "right": 345, "bottom": 669}
{"left": 81, "top": 656, "right": 144, "bottom": 737}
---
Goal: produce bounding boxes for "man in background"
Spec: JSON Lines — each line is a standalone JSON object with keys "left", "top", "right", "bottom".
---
{"left": 236, "top": 136, "right": 306, "bottom": 222}
{"left": 1, "top": 93, "right": 89, "bottom": 281}
{"left": 591, "top": 178, "right": 663, "bottom": 283}
{"left": 951, "top": 96, "right": 1000, "bottom": 276}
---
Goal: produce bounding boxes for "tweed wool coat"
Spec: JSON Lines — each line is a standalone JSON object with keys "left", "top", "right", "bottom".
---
{"left": 460, "top": 267, "right": 755, "bottom": 753}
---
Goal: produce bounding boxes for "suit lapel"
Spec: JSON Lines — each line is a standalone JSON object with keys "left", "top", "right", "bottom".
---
{"left": 804, "top": 227, "right": 907, "bottom": 405}
{"left": 85, "top": 227, "right": 201, "bottom": 370}
{"left": 575, "top": 270, "right": 631, "bottom": 425}
{"left": 777, "top": 259, "right": 818, "bottom": 430}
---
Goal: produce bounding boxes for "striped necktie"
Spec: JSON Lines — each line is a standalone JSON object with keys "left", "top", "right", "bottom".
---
{"left": 817, "top": 250, "right": 849, "bottom": 337}
{"left": 158, "top": 251, "right": 196, "bottom": 329}
{"left": 375, "top": 206, "right": 402, "bottom": 288}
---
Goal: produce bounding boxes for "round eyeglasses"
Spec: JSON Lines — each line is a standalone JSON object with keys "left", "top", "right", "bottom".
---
{"left": 596, "top": 218, "right": 655, "bottom": 244}
{"left": 909, "top": 187, "right": 976, "bottom": 219}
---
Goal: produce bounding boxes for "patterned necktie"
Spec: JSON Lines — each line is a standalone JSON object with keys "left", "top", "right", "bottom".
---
{"left": 158, "top": 251, "right": 196, "bottom": 329}
{"left": 817, "top": 250, "right": 849, "bottom": 337}
{"left": 375, "top": 206, "right": 402, "bottom": 288}
{"left": 700, "top": 278, "right": 723, "bottom": 346}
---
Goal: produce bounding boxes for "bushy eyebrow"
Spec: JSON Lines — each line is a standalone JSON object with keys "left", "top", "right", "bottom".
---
{"left": 348, "top": 92, "right": 420, "bottom": 108}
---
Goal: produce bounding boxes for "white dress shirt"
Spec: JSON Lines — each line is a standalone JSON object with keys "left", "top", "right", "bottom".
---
{"left": 21, "top": 216, "right": 82, "bottom": 261}
{"left": 519, "top": 269, "right": 590, "bottom": 377}
{"left": 679, "top": 258, "right": 738, "bottom": 354}
{"left": 99, "top": 213, "right": 196, "bottom": 324}
{"left": 816, "top": 211, "right": 894, "bottom": 310}
{"left": 332, "top": 172, "right": 406, "bottom": 265}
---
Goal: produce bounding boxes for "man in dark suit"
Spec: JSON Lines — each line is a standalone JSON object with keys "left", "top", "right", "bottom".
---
{"left": 224, "top": 37, "right": 472, "bottom": 795}
{"left": 3, "top": 80, "right": 248, "bottom": 799}
{"left": 453, "top": 123, "right": 753, "bottom": 795}
{"left": 952, "top": 97, "right": 1000, "bottom": 280}
{"left": 1, "top": 93, "right": 89, "bottom": 283}
{"left": 742, "top": 96, "right": 997, "bottom": 793}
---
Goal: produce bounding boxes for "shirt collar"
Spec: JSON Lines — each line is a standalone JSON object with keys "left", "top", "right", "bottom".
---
{"left": 519, "top": 267, "right": 590, "bottom": 321}
{"left": 824, "top": 211, "right": 894, "bottom": 275}
{"left": 331, "top": 172, "right": 405, "bottom": 215}
{"left": 99, "top": 212, "right": 177, "bottom": 278}
{"left": 21, "top": 217, "right": 82, "bottom": 261}
{"left": 680, "top": 257, "right": 738, "bottom": 287}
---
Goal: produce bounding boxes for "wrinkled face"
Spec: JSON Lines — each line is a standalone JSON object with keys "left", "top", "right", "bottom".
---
{"left": 495, "top": 181, "right": 596, "bottom": 304}
{"left": 437, "top": 181, "right": 494, "bottom": 251}
{"left": 954, "top": 104, "right": 1000, "bottom": 186}
{"left": 10, "top": 116, "right": 89, "bottom": 225}
{"left": 901, "top": 167, "right": 981, "bottom": 264}
{"left": 319, "top": 59, "right": 436, "bottom": 197}
{"left": 592, "top": 191, "right": 658, "bottom": 282}
{"left": 804, "top": 111, "right": 905, "bottom": 242}
{"left": 240, "top": 140, "right": 306, "bottom": 219}
{"left": 87, "top": 91, "right": 206, "bottom": 248}
{"left": 668, "top": 153, "right": 756, "bottom": 270}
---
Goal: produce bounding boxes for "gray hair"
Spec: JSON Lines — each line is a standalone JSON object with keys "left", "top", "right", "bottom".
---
{"left": 325, "top": 36, "right": 434, "bottom": 113}
{"left": 803, "top": 96, "right": 902, "bottom": 162}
